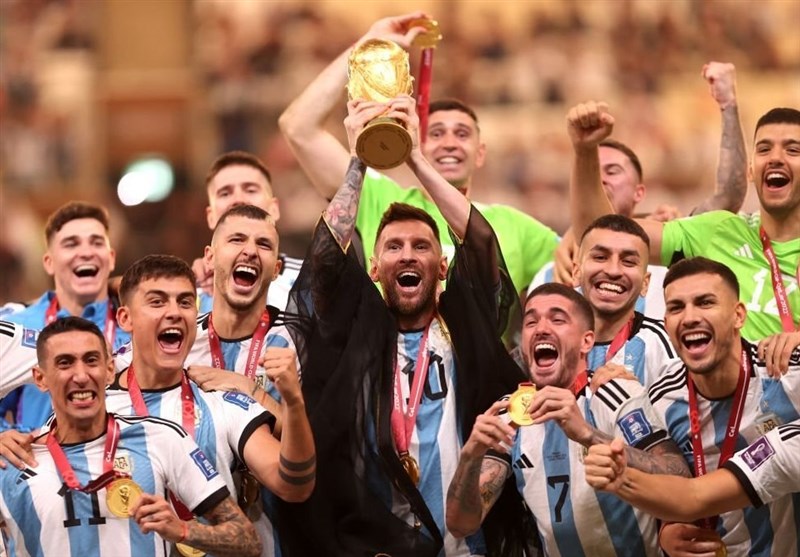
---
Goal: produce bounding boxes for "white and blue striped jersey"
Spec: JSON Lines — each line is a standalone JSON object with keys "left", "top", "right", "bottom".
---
{"left": 187, "top": 312, "right": 298, "bottom": 402}
{"left": 370, "top": 320, "right": 484, "bottom": 556}
{"left": 723, "top": 420, "right": 800, "bottom": 506}
{"left": 0, "top": 413, "right": 229, "bottom": 557}
{"left": 0, "top": 321, "right": 38, "bottom": 399}
{"left": 495, "top": 377, "right": 669, "bottom": 557}
{"left": 646, "top": 343, "right": 800, "bottom": 557}
{"left": 529, "top": 263, "right": 668, "bottom": 321}
{"left": 587, "top": 313, "right": 682, "bottom": 387}
{"left": 104, "top": 375, "right": 277, "bottom": 557}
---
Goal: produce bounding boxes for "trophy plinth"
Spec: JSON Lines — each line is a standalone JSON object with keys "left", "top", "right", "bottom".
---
{"left": 355, "top": 117, "right": 413, "bottom": 170}
{"left": 348, "top": 39, "right": 414, "bottom": 169}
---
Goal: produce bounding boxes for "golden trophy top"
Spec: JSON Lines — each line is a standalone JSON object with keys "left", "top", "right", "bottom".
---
{"left": 347, "top": 39, "right": 413, "bottom": 102}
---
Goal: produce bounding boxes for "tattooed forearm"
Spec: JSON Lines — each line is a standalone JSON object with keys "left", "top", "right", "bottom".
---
{"left": 278, "top": 452, "right": 316, "bottom": 486}
{"left": 694, "top": 105, "right": 747, "bottom": 215}
{"left": 587, "top": 428, "right": 691, "bottom": 477}
{"left": 446, "top": 456, "right": 507, "bottom": 538}
{"left": 324, "top": 157, "right": 367, "bottom": 248}
{"left": 191, "top": 497, "right": 262, "bottom": 557}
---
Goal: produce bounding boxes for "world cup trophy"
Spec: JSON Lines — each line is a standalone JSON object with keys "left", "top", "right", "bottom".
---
{"left": 347, "top": 39, "right": 414, "bottom": 169}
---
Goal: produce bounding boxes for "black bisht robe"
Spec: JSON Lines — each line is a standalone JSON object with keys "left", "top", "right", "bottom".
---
{"left": 277, "top": 206, "right": 535, "bottom": 556}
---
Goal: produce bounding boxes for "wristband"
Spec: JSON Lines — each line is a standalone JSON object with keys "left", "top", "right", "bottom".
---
{"left": 178, "top": 520, "right": 188, "bottom": 544}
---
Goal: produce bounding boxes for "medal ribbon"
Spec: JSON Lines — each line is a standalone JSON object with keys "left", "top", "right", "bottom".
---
{"left": 416, "top": 48, "right": 434, "bottom": 143}
{"left": 126, "top": 364, "right": 195, "bottom": 519}
{"left": 46, "top": 294, "right": 117, "bottom": 347}
{"left": 759, "top": 226, "right": 799, "bottom": 332}
{"left": 686, "top": 348, "right": 750, "bottom": 529}
{"left": 47, "top": 413, "right": 123, "bottom": 493}
{"left": 605, "top": 317, "right": 634, "bottom": 363}
{"left": 571, "top": 371, "right": 589, "bottom": 396}
{"left": 207, "top": 310, "right": 270, "bottom": 379}
{"left": 391, "top": 323, "right": 432, "bottom": 458}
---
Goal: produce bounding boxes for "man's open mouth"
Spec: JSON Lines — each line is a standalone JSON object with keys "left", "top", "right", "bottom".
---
{"left": 233, "top": 264, "right": 259, "bottom": 287}
{"left": 533, "top": 342, "right": 559, "bottom": 367}
{"left": 74, "top": 264, "right": 99, "bottom": 278}
{"left": 158, "top": 328, "right": 184, "bottom": 351}
{"left": 397, "top": 271, "right": 422, "bottom": 288}
{"left": 765, "top": 170, "right": 790, "bottom": 188}
{"left": 681, "top": 331, "right": 712, "bottom": 354}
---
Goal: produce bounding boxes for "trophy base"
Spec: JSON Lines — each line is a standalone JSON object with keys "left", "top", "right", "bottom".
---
{"left": 356, "top": 117, "right": 413, "bottom": 170}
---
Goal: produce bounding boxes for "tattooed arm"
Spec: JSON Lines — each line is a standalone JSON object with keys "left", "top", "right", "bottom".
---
{"left": 581, "top": 426, "right": 692, "bottom": 477}
{"left": 322, "top": 99, "right": 394, "bottom": 250}
{"left": 132, "top": 494, "right": 261, "bottom": 557}
{"left": 192, "top": 497, "right": 262, "bottom": 557}
{"left": 446, "top": 400, "right": 515, "bottom": 538}
{"left": 585, "top": 439, "right": 749, "bottom": 522}
{"left": 692, "top": 62, "right": 747, "bottom": 215}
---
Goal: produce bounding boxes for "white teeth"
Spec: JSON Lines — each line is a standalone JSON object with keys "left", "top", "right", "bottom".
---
{"left": 684, "top": 332, "right": 710, "bottom": 341}
{"left": 71, "top": 391, "right": 93, "bottom": 400}
{"left": 399, "top": 271, "right": 420, "bottom": 278}
{"left": 598, "top": 282, "right": 624, "bottom": 293}
{"left": 437, "top": 157, "right": 459, "bottom": 164}
{"left": 767, "top": 172, "right": 786, "bottom": 179}
{"left": 162, "top": 328, "right": 182, "bottom": 336}
{"left": 534, "top": 343, "right": 556, "bottom": 352}
{"left": 234, "top": 265, "right": 257, "bottom": 276}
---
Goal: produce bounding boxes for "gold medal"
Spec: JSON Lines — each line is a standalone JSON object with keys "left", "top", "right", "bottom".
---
{"left": 399, "top": 453, "right": 420, "bottom": 486}
{"left": 409, "top": 18, "right": 442, "bottom": 49}
{"left": 508, "top": 383, "right": 538, "bottom": 426}
{"left": 105, "top": 477, "right": 143, "bottom": 518}
{"left": 715, "top": 545, "right": 728, "bottom": 557}
{"left": 176, "top": 542, "right": 206, "bottom": 557}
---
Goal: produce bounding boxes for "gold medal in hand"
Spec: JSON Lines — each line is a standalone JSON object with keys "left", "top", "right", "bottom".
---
{"left": 508, "top": 383, "right": 538, "bottom": 426}
{"left": 106, "top": 477, "right": 143, "bottom": 518}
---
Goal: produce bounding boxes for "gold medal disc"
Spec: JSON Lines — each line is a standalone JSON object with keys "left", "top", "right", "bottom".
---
{"left": 508, "top": 384, "right": 538, "bottom": 426}
{"left": 176, "top": 542, "right": 206, "bottom": 557}
{"left": 400, "top": 453, "right": 420, "bottom": 486}
{"left": 106, "top": 477, "right": 143, "bottom": 518}
{"left": 715, "top": 545, "right": 727, "bottom": 557}
{"left": 409, "top": 18, "right": 442, "bottom": 48}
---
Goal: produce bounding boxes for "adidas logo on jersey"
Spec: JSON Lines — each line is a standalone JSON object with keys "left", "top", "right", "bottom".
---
{"left": 513, "top": 453, "right": 534, "bottom": 470}
{"left": 733, "top": 243, "right": 754, "bottom": 259}
{"left": 16, "top": 467, "right": 37, "bottom": 484}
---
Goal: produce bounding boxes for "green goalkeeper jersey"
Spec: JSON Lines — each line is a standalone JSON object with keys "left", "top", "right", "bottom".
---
{"left": 662, "top": 210, "right": 800, "bottom": 340}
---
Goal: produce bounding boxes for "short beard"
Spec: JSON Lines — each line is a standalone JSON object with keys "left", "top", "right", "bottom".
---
{"left": 383, "top": 277, "right": 438, "bottom": 323}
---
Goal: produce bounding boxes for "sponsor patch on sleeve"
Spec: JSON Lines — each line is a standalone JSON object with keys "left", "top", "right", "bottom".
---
{"left": 740, "top": 436, "right": 775, "bottom": 471}
{"left": 190, "top": 448, "right": 218, "bottom": 480}
{"left": 22, "top": 328, "right": 38, "bottom": 349}
{"left": 618, "top": 409, "right": 653, "bottom": 445}
{"left": 222, "top": 391, "right": 254, "bottom": 410}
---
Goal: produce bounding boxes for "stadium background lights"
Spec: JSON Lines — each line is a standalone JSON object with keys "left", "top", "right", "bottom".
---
{"left": 116, "top": 156, "right": 175, "bottom": 206}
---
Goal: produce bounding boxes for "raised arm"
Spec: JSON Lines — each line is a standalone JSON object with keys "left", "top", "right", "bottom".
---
{"left": 244, "top": 347, "right": 315, "bottom": 503}
{"left": 391, "top": 96, "right": 471, "bottom": 238}
{"left": 446, "top": 401, "right": 515, "bottom": 538}
{"left": 585, "top": 439, "right": 749, "bottom": 522}
{"left": 278, "top": 12, "right": 427, "bottom": 200}
{"left": 567, "top": 102, "right": 666, "bottom": 263}
{"left": 692, "top": 62, "right": 747, "bottom": 215}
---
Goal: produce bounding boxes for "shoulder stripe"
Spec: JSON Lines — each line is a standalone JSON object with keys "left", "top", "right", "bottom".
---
{"left": 778, "top": 423, "right": 800, "bottom": 441}
{"left": 114, "top": 413, "right": 189, "bottom": 438}
{"left": 594, "top": 380, "right": 631, "bottom": 411}
{"left": 638, "top": 319, "right": 677, "bottom": 358}
{"left": 0, "top": 320, "right": 17, "bottom": 338}
{"left": 648, "top": 366, "right": 686, "bottom": 403}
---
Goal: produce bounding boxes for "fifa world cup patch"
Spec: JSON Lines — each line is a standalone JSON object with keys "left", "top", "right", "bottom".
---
{"left": 22, "top": 329, "right": 38, "bottom": 349}
{"left": 223, "top": 391, "right": 254, "bottom": 410}
{"left": 191, "top": 448, "right": 218, "bottom": 480}
{"left": 619, "top": 409, "right": 652, "bottom": 445}
{"left": 739, "top": 436, "right": 775, "bottom": 471}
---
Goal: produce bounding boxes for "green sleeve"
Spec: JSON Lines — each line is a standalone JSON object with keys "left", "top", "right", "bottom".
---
{"left": 661, "top": 210, "right": 729, "bottom": 265}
